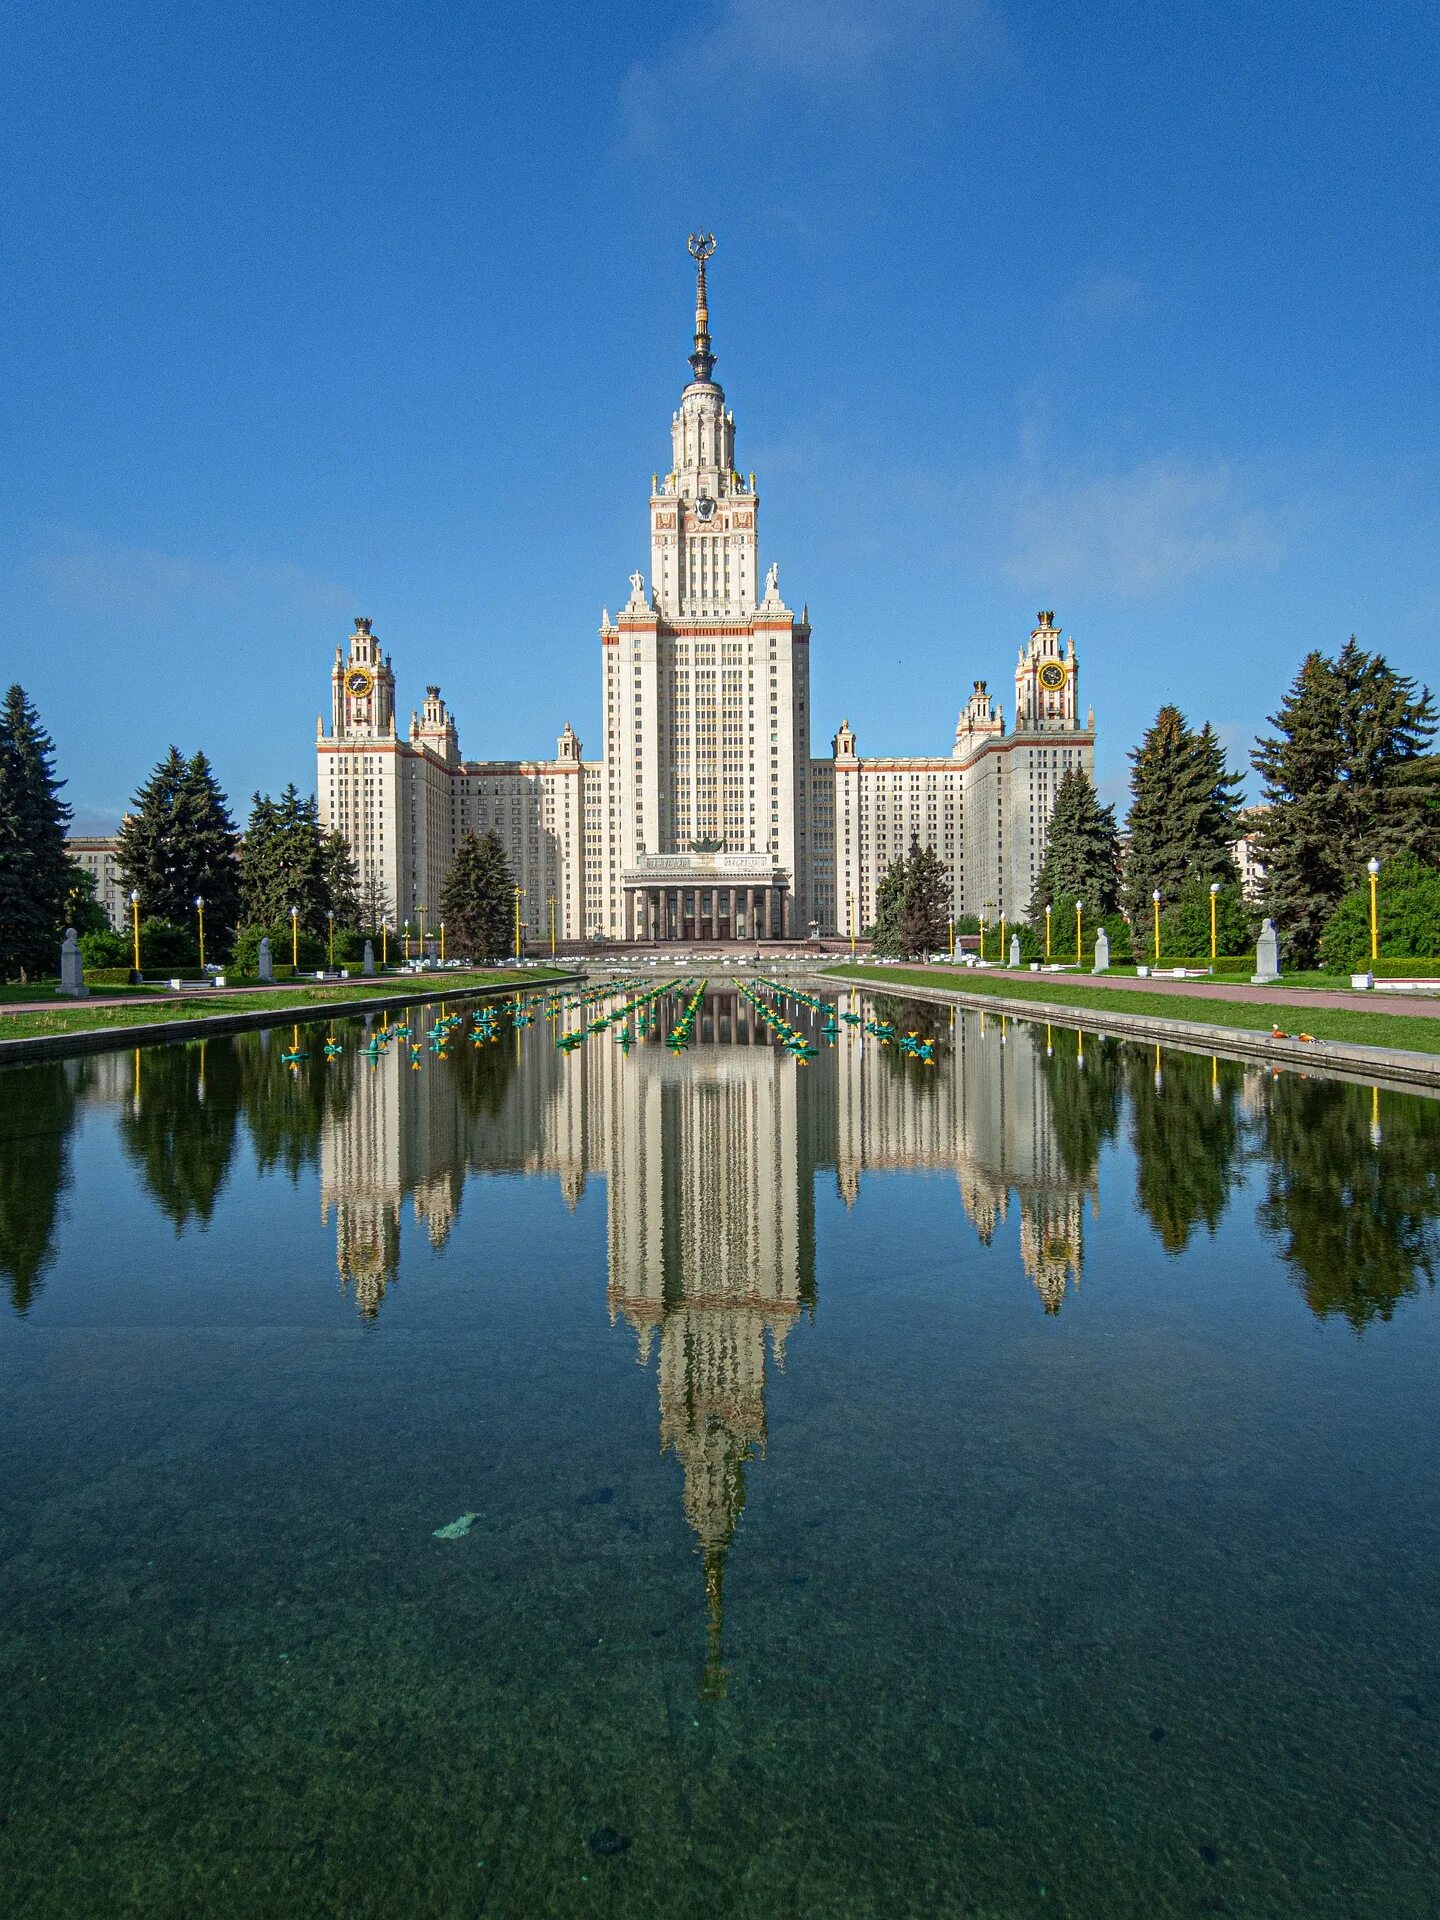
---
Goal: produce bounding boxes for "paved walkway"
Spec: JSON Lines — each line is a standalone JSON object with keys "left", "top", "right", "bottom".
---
{"left": 983, "top": 969, "right": 1440, "bottom": 1020}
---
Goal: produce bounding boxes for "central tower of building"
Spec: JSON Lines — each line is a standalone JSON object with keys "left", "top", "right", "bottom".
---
{"left": 602, "top": 235, "right": 812, "bottom": 942}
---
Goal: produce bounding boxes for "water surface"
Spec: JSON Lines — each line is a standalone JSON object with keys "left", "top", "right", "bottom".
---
{"left": 3, "top": 983, "right": 1438, "bottom": 1918}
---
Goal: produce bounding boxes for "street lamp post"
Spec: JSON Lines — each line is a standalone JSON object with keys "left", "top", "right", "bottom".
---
{"left": 847, "top": 888, "right": 855, "bottom": 961}
{"left": 548, "top": 895, "right": 556, "bottom": 959}
{"left": 440, "top": 919, "right": 446, "bottom": 963}
{"left": 1367, "top": 857, "right": 1381, "bottom": 963}
{"left": 381, "top": 922, "right": 388, "bottom": 966}
{"left": 1045, "top": 902, "right": 1051, "bottom": 960}
{"left": 327, "top": 909, "right": 335, "bottom": 971}
{"left": 194, "top": 895, "right": 205, "bottom": 972}
{"left": 403, "top": 921, "right": 411, "bottom": 962}
{"left": 1152, "top": 889, "right": 1162, "bottom": 967}
{"left": 1075, "top": 899, "right": 1084, "bottom": 968}
{"left": 130, "top": 889, "right": 141, "bottom": 977}
{"left": 417, "top": 903, "right": 426, "bottom": 961}
{"left": 290, "top": 905, "right": 299, "bottom": 969}
{"left": 999, "top": 910, "right": 1007, "bottom": 965}
{"left": 947, "top": 914, "right": 955, "bottom": 960}
{"left": 513, "top": 886, "right": 525, "bottom": 960}
{"left": 1209, "top": 881, "right": 1220, "bottom": 964}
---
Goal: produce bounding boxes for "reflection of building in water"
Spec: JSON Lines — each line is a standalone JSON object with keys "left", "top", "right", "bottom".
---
{"left": 833, "top": 1009, "right": 1095, "bottom": 1313}
{"left": 313, "top": 987, "right": 1097, "bottom": 1687}
{"left": 600, "top": 1013, "right": 819, "bottom": 1697}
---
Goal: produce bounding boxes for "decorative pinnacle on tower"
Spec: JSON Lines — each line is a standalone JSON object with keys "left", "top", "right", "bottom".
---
{"left": 687, "top": 231, "right": 717, "bottom": 383}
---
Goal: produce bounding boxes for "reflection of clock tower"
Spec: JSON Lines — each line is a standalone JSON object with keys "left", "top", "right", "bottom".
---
{"left": 332, "top": 617, "right": 396, "bottom": 740}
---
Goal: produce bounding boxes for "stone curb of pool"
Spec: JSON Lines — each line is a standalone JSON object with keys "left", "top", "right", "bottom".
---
{"left": 0, "top": 973, "right": 590, "bottom": 1066}
{"left": 818, "top": 972, "right": 1440, "bottom": 1093}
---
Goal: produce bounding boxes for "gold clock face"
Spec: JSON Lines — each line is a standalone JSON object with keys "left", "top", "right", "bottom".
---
{"left": 346, "top": 667, "right": 374, "bottom": 697}
{"left": 1038, "top": 660, "right": 1067, "bottom": 692}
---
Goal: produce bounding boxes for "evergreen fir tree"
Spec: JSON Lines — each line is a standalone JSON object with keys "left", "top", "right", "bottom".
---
{"left": 321, "top": 831, "right": 362, "bottom": 930}
{"left": 899, "top": 838, "right": 951, "bottom": 958}
{"left": 116, "top": 747, "right": 241, "bottom": 945}
{"left": 1123, "top": 706, "right": 1243, "bottom": 926}
{"left": 1029, "top": 769, "right": 1120, "bottom": 919}
{"left": 356, "top": 872, "right": 393, "bottom": 936}
{"left": 1253, "top": 639, "right": 1438, "bottom": 964}
{"left": 0, "top": 685, "right": 74, "bottom": 980}
{"left": 868, "top": 856, "right": 907, "bottom": 958}
{"left": 238, "top": 784, "right": 330, "bottom": 936}
{"left": 438, "top": 830, "right": 515, "bottom": 960}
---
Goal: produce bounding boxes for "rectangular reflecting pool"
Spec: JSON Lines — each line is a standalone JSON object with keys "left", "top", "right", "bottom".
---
{"left": 2, "top": 978, "right": 1438, "bottom": 1917}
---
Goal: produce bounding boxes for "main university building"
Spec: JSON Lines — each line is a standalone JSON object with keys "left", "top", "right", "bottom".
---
{"left": 318, "top": 239, "right": 1095, "bottom": 944}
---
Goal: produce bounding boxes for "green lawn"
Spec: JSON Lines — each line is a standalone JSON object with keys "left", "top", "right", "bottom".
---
{"left": 0, "top": 970, "right": 568, "bottom": 1044}
{"left": 825, "top": 963, "right": 1440, "bottom": 1056}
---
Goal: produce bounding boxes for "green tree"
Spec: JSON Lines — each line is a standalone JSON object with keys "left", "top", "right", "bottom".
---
{"left": 1029, "top": 769, "right": 1121, "bottom": 919}
{"left": 356, "top": 871, "right": 393, "bottom": 936}
{"left": 116, "top": 748, "right": 241, "bottom": 946}
{"left": 899, "top": 838, "right": 951, "bottom": 958}
{"left": 1124, "top": 707, "right": 1244, "bottom": 927}
{"left": 0, "top": 685, "right": 74, "bottom": 980}
{"left": 868, "top": 856, "right": 907, "bottom": 958}
{"left": 1316, "top": 851, "right": 1440, "bottom": 971}
{"left": 238, "top": 784, "right": 330, "bottom": 936}
{"left": 321, "top": 831, "right": 362, "bottom": 931}
{"left": 1253, "top": 639, "right": 1438, "bottom": 965}
{"left": 438, "top": 829, "right": 515, "bottom": 960}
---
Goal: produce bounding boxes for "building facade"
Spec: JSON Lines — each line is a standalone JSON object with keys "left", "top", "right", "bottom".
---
{"left": 66, "top": 836, "right": 129, "bottom": 931}
{"left": 317, "top": 239, "right": 1095, "bottom": 944}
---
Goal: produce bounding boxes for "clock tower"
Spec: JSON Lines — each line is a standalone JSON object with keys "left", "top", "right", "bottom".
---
{"left": 332, "top": 617, "right": 396, "bottom": 740}
{"left": 1014, "top": 611, "right": 1078, "bottom": 730}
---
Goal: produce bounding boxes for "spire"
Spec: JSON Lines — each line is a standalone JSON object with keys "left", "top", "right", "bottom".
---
{"left": 687, "top": 231, "right": 717, "bottom": 383}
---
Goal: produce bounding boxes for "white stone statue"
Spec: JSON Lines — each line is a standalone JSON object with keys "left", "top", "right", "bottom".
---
{"left": 763, "top": 562, "right": 780, "bottom": 601}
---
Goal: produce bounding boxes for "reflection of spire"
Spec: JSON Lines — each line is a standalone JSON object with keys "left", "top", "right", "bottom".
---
{"left": 701, "top": 1546, "right": 728, "bottom": 1702}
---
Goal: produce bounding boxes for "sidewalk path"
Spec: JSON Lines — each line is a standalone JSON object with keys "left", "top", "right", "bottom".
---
{"left": 988, "top": 970, "right": 1440, "bottom": 1020}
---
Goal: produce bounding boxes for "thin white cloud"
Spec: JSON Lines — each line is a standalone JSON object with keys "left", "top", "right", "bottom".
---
{"left": 622, "top": 0, "right": 1001, "bottom": 152}
{"left": 1073, "top": 270, "right": 1148, "bottom": 322}
{"left": 998, "top": 455, "right": 1284, "bottom": 598}
{"left": 37, "top": 532, "right": 355, "bottom": 626}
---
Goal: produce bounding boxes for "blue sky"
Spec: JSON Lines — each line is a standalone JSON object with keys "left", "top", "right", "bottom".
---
{"left": 3, "top": 0, "right": 1436, "bottom": 831}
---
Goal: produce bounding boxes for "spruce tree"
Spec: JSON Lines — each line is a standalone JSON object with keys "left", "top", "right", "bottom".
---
{"left": 321, "top": 831, "right": 362, "bottom": 931}
{"left": 899, "top": 838, "right": 951, "bottom": 959}
{"left": 0, "top": 685, "right": 74, "bottom": 980}
{"left": 868, "top": 856, "right": 907, "bottom": 958}
{"left": 1124, "top": 706, "right": 1243, "bottom": 926}
{"left": 238, "top": 785, "right": 330, "bottom": 936}
{"left": 1253, "top": 639, "right": 1438, "bottom": 964}
{"left": 1029, "top": 769, "right": 1120, "bottom": 919}
{"left": 438, "top": 830, "right": 514, "bottom": 960}
{"left": 356, "top": 872, "right": 393, "bottom": 936}
{"left": 116, "top": 747, "right": 240, "bottom": 944}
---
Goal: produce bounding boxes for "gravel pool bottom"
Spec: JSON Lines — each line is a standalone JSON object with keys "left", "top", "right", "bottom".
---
{"left": 2, "top": 982, "right": 1437, "bottom": 1918}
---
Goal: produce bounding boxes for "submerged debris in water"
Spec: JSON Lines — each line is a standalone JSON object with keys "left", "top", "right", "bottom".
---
{"left": 588, "top": 1825, "right": 631, "bottom": 1858}
{"left": 433, "top": 1512, "right": 480, "bottom": 1540}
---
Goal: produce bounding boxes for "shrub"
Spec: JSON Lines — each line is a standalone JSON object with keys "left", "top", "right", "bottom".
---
{"left": 1317, "top": 852, "right": 1440, "bottom": 971}
{"left": 1147, "top": 880, "right": 1252, "bottom": 964}
{"left": 232, "top": 922, "right": 325, "bottom": 974}
{"left": 134, "top": 918, "right": 198, "bottom": 969}
{"left": 79, "top": 927, "right": 131, "bottom": 968}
